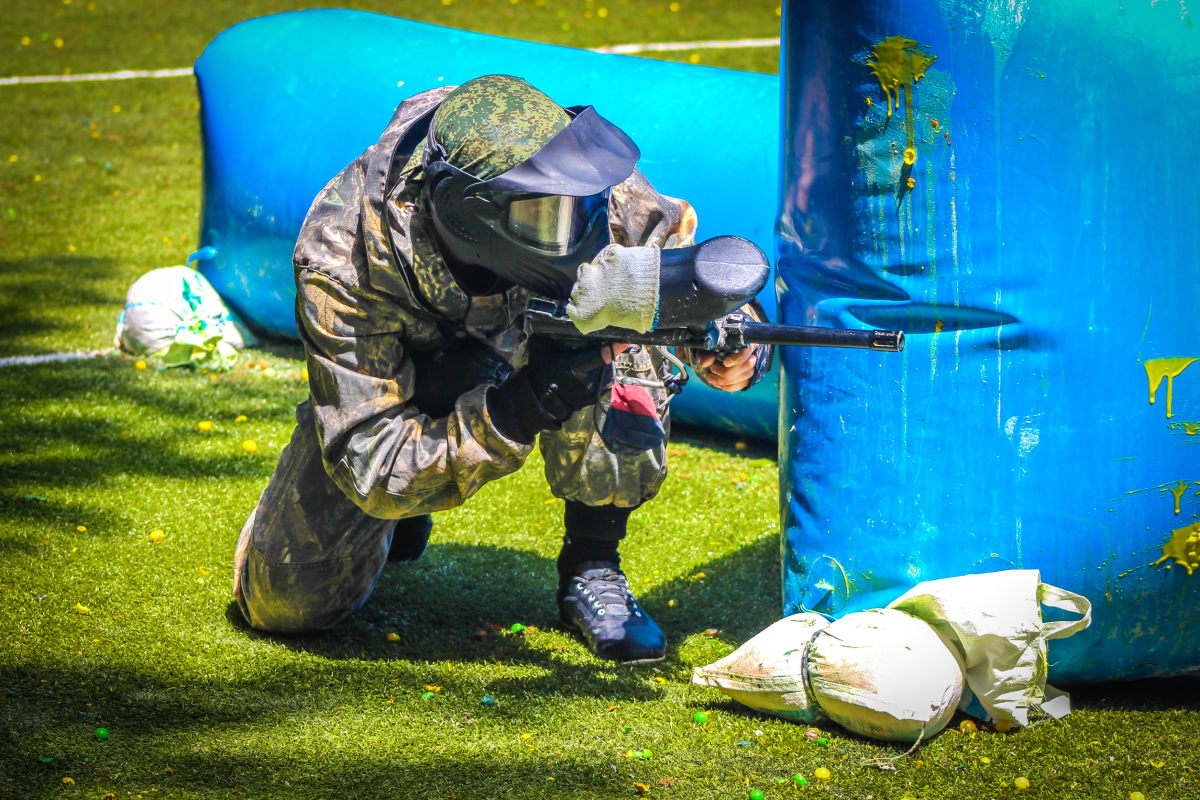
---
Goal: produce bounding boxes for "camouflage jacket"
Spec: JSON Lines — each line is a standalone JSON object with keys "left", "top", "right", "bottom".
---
{"left": 293, "top": 86, "right": 703, "bottom": 518}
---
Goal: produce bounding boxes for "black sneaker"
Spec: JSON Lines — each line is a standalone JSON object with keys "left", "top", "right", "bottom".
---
{"left": 387, "top": 514, "right": 433, "bottom": 562}
{"left": 558, "top": 561, "right": 666, "bottom": 664}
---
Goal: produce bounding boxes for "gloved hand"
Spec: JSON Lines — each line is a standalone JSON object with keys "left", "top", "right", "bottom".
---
{"left": 487, "top": 341, "right": 607, "bottom": 444}
{"left": 565, "top": 243, "right": 661, "bottom": 334}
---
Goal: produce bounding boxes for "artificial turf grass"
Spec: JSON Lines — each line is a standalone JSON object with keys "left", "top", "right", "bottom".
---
{"left": 0, "top": 0, "right": 782, "bottom": 78}
{"left": 2, "top": 354, "right": 1199, "bottom": 800}
{"left": 0, "top": 75, "right": 203, "bottom": 357}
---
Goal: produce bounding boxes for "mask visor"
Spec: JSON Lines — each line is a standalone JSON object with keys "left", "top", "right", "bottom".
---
{"left": 504, "top": 191, "right": 608, "bottom": 254}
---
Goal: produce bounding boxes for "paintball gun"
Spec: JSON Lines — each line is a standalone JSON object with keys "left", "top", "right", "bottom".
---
{"left": 523, "top": 235, "right": 903, "bottom": 395}
{"left": 525, "top": 299, "right": 904, "bottom": 356}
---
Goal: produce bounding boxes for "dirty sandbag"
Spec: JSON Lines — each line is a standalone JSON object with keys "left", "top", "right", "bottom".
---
{"left": 691, "top": 612, "right": 829, "bottom": 722}
{"left": 805, "top": 608, "right": 965, "bottom": 742}
{"left": 887, "top": 569, "right": 1092, "bottom": 729}
{"left": 693, "top": 608, "right": 963, "bottom": 740}
{"left": 114, "top": 266, "right": 256, "bottom": 370}
{"left": 693, "top": 571, "right": 1090, "bottom": 743}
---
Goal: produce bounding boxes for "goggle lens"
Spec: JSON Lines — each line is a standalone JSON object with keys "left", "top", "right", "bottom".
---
{"left": 504, "top": 191, "right": 608, "bottom": 254}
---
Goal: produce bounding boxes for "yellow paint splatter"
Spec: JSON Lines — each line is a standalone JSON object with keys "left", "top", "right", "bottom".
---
{"left": 1164, "top": 481, "right": 1191, "bottom": 514}
{"left": 1184, "top": 422, "right": 1200, "bottom": 435}
{"left": 906, "top": 176, "right": 916, "bottom": 189}
{"left": 934, "top": 319, "right": 944, "bottom": 333}
{"left": 867, "top": 36, "right": 937, "bottom": 125}
{"left": 1145, "top": 357, "right": 1198, "bottom": 418}
{"left": 866, "top": 36, "right": 936, "bottom": 204}
{"left": 1152, "top": 521, "right": 1200, "bottom": 575}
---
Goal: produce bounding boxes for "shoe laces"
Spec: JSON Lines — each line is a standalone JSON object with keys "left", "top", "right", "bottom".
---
{"left": 573, "top": 565, "right": 642, "bottom": 618}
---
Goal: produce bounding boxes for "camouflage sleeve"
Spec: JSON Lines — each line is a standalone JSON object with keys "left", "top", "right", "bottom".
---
{"left": 608, "top": 168, "right": 698, "bottom": 249}
{"left": 297, "top": 267, "right": 534, "bottom": 519}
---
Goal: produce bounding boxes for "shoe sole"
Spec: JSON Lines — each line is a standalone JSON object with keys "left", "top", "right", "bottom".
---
{"left": 556, "top": 617, "right": 666, "bottom": 666}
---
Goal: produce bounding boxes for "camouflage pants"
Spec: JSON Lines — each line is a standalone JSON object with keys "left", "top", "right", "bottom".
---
{"left": 233, "top": 346, "right": 672, "bottom": 634}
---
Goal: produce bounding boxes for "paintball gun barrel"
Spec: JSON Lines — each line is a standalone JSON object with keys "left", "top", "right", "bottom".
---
{"left": 523, "top": 298, "right": 905, "bottom": 356}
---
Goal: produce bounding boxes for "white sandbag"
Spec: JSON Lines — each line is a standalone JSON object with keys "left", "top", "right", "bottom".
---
{"left": 691, "top": 613, "right": 829, "bottom": 722}
{"left": 887, "top": 569, "right": 1091, "bottom": 729}
{"left": 692, "top": 570, "right": 1091, "bottom": 743}
{"left": 114, "top": 266, "right": 256, "bottom": 370}
{"left": 806, "top": 609, "right": 965, "bottom": 742}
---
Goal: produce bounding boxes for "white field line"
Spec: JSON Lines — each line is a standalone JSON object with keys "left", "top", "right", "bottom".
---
{"left": 0, "top": 67, "right": 192, "bottom": 86}
{"left": 0, "top": 38, "right": 780, "bottom": 86}
{"left": 0, "top": 349, "right": 109, "bottom": 367}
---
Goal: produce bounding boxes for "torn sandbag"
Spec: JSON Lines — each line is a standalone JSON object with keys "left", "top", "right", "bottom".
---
{"left": 887, "top": 569, "right": 1092, "bottom": 728}
{"left": 115, "top": 266, "right": 257, "bottom": 370}
{"left": 692, "top": 570, "right": 1091, "bottom": 742}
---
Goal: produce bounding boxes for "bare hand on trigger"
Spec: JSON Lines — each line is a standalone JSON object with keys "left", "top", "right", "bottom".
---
{"left": 690, "top": 346, "right": 758, "bottom": 392}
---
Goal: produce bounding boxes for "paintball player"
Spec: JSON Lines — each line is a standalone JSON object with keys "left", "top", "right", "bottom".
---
{"left": 232, "top": 75, "right": 770, "bottom": 663}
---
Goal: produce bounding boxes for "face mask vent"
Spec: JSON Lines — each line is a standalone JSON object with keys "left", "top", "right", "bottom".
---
{"left": 431, "top": 177, "right": 482, "bottom": 244}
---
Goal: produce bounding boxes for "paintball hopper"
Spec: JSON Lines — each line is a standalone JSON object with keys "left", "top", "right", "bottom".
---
{"left": 655, "top": 236, "right": 769, "bottom": 328}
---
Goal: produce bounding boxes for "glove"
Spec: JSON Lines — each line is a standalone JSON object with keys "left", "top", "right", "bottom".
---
{"left": 565, "top": 243, "right": 661, "bottom": 334}
{"left": 487, "top": 342, "right": 607, "bottom": 444}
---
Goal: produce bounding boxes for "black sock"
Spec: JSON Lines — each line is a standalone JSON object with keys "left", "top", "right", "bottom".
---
{"left": 556, "top": 501, "right": 636, "bottom": 579}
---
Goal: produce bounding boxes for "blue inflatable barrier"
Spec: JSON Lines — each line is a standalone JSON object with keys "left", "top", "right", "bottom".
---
{"left": 194, "top": 10, "right": 780, "bottom": 439}
{"left": 777, "top": 0, "right": 1200, "bottom": 682}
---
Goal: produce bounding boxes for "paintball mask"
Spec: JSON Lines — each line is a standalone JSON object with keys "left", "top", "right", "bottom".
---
{"left": 421, "top": 105, "right": 640, "bottom": 300}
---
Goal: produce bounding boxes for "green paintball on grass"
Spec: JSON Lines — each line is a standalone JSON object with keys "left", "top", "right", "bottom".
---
{"left": 1, "top": 2, "right": 1198, "bottom": 799}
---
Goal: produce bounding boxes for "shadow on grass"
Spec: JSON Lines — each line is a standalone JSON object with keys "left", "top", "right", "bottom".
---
{"left": 0, "top": 356, "right": 304, "bottom": 528}
{"left": 0, "top": 256, "right": 121, "bottom": 354}
{"left": 0, "top": 538, "right": 782, "bottom": 792}
{"left": 222, "top": 536, "right": 780, "bottom": 680}
{"left": 7, "top": 745, "right": 626, "bottom": 800}
{"left": 244, "top": 334, "right": 306, "bottom": 361}
{"left": 1066, "top": 676, "right": 1200, "bottom": 711}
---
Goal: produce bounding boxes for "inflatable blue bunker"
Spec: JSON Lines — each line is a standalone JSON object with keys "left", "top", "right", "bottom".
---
{"left": 193, "top": 10, "right": 779, "bottom": 439}
{"left": 777, "top": 0, "right": 1200, "bottom": 682}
